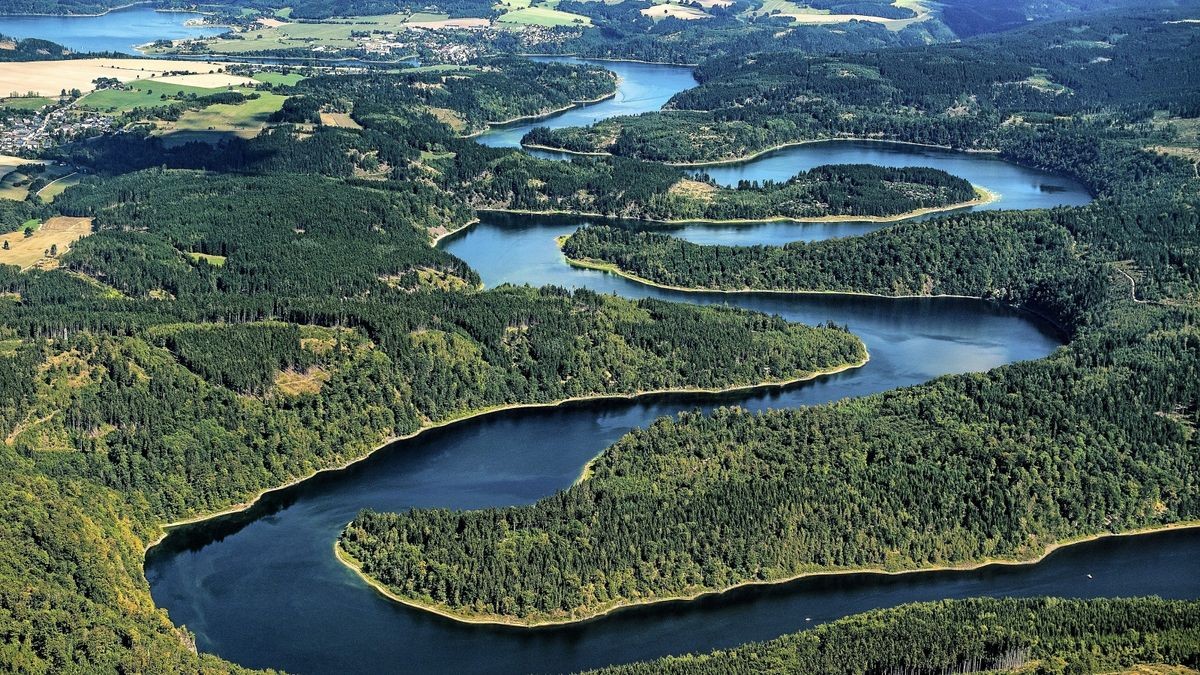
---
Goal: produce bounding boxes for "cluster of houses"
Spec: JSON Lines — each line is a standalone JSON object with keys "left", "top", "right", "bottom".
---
{"left": 0, "top": 104, "right": 114, "bottom": 154}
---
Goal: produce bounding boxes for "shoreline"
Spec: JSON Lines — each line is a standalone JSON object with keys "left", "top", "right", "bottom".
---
{"left": 555, "top": 234, "right": 1074, "bottom": 337}
{"left": 460, "top": 88, "right": 620, "bottom": 139}
{"left": 1, "top": 0, "right": 149, "bottom": 17}
{"left": 570, "top": 352, "right": 870, "bottom": 486}
{"left": 429, "top": 217, "right": 479, "bottom": 246}
{"left": 517, "top": 53, "right": 699, "bottom": 67}
{"left": 522, "top": 137, "right": 1002, "bottom": 167}
{"left": 143, "top": 365, "right": 872, "bottom": 554}
{"left": 476, "top": 185, "right": 997, "bottom": 227}
{"left": 558, "top": 238, "right": 983, "bottom": 301}
{"left": 337, "top": 519, "right": 1200, "bottom": 628}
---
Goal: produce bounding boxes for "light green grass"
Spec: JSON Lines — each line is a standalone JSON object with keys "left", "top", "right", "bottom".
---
{"left": 185, "top": 251, "right": 227, "bottom": 266}
{"left": 162, "top": 91, "right": 287, "bottom": 134}
{"left": 36, "top": 172, "right": 81, "bottom": 203}
{"left": 164, "top": 12, "right": 439, "bottom": 54}
{"left": 497, "top": 6, "right": 591, "bottom": 26}
{"left": 748, "top": 0, "right": 929, "bottom": 30}
{"left": 274, "top": 6, "right": 293, "bottom": 18}
{"left": 252, "top": 72, "right": 305, "bottom": 86}
{"left": 79, "top": 81, "right": 238, "bottom": 113}
{"left": 0, "top": 96, "right": 54, "bottom": 111}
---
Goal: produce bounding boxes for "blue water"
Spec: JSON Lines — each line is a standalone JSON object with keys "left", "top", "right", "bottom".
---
{"left": 137, "top": 59, "right": 1200, "bottom": 675}
{"left": 0, "top": 5, "right": 223, "bottom": 54}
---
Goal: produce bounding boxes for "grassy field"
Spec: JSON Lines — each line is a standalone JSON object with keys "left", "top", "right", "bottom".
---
{"left": 497, "top": 6, "right": 592, "bottom": 26}
{"left": 252, "top": 72, "right": 306, "bottom": 87}
{"left": 79, "top": 81, "right": 238, "bottom": 113}
{"left": 641, "top": 3, "right": 711, "bottom": 20}
{"left": 0, "top": 156, "right": 51, "bottom": 201}
{"left": 0, "top": 216, "right": 92, "bottom": 271}
{"left": 0, "top": 96, "right": 55, "bottom": 111}
{"left": 156, "top": 91, "right": 288, "bottom": 140}
{"left": 156, "top": 12, "right": 450, "bottom": 54}
{"left": 749, "top": 0, "right": 929, "bottom": 30}
{"left": 185, "top": 251, "right": 227, "bottom": 266}
{"left": 0, "top": 59, "right": 239, "bottom": 97}
{"left": 35, "top": 172, "right": 82, "bottom": 203}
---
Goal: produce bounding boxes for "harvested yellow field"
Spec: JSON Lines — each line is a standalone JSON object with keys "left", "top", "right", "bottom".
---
{"left": 642, "top": 4, "right": 710, "bottom": 19}
{"left": 0, "top": 216, "right": 93, "bottom": 271}
{"left": 0, "top": 59, "right": 238, "bottom": 97}
{"left": 320, "top": 112, "right": 363, "bottom": 129}
{"left": 154, "top": 73, "right": 259, "bottom": 88}
{"left": 256, "top": 17, "right": 290, "bottom": 28}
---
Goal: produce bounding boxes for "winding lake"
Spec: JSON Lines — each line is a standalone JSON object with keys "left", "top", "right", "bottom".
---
{"left": 0, "top": 5, "right": 222, "bottom": 54}
{"left": 142, "top": 59, "right": 1199, "bottom": 674}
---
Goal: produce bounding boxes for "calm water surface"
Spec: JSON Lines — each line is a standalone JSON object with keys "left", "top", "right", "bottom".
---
{"left": 0, "top": 5, "right": 222, "bottom": 54}
{"left": 141, "top": 59, "right": 1198, "bottom": 674}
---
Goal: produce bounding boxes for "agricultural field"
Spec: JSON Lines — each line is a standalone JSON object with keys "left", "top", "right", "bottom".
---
{"left": 0, "top": 96, "right": 55, "bottom": 111}
{"left": 497, "top": 6, "right": 592, "bottom": 26}
{"left": 0, "top": 156, "right": 55, "bottom": 201}
{"left": 78, "top": 80, "right": 241, "bottom": 114}
{"left": 154, "top": 91, "right": 288, "bottom": 142}
{"left": 35, "top": 171, "right": 82, "bottom": 203}
{"left": 0, "top": 216, "right": 92, "bottom": 271}
{"left": 748, "top": 0, "right": 930, "bottom": 30}
{"left": 154, "top": 73, "right": 259, "bottom": 88}
{"left": 0, "top": 59, "right": 237, "bottom": 98}
{"left": 151, "top": 12, "right": 458, "bottom": 55}
{"left": 641, "top": 3, "right": 711, "bottom": 20}
{"left": 252, "top": 72, "right": 307, "bottom": 87}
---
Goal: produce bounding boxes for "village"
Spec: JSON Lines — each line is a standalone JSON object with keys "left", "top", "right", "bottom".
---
{"left": 0, "top": 99, "right": 114, "bottom": 155}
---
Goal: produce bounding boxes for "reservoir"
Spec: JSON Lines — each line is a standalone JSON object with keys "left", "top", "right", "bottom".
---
{"left": 137, "top": 59, "right": 1197, "bottom": 673}
{"left": 0, "top": 5, "right": 222, "bottom": 54}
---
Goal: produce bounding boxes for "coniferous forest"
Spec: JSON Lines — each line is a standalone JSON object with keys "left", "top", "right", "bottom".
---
{"left": 338, "top": 1, "right": 1200, "bottom": 645}
{"left": 0, "top": 1, "right": 1197, "bottom": 673}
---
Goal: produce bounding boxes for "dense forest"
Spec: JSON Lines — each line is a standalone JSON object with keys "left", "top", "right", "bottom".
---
{"left": 452, "top": 154, "right": 978, "bottom": 222}
{"left": 594, "top": 598, "right": 1200, "bottom": 674}
{"left": 280, "top": 59, "right": 618, "bottom": 135}
{"left": 0, "top": 2, "right": 1196, "bottom": 672}
{"left": 0, "top": 101, "right": 895, "bottom": 674}
{"left": 0, "top": 34, "right": 73, "bottom": 60}
{"left": 0, "top": 58, "right": 873, "bottom": 667}
{"left": 339, "top": 8, "right": 1200, "bottom": 627}
{"left": 523, "top": 10, "right": 1200, "bottom": 162}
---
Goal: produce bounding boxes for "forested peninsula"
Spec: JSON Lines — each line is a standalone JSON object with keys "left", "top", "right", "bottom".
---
{"left": 0, "top": 2, "right": 1197, "bottom": 672}
{"left": 520, "top": 13, "right": 1198, "bottom": 164}
{"left": 0, "top": 58, "right": 878, "bottom": 671}
{"left": 592, "top": 598, "right": 1200, "bottom": 674}
{"left": 338, "top": 10, "right": 1200, "bottom": 628}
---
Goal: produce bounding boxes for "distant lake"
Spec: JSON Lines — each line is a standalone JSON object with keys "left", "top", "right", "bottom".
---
{"left": 0, "top": 5, "right": 223, "bottom": 54}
